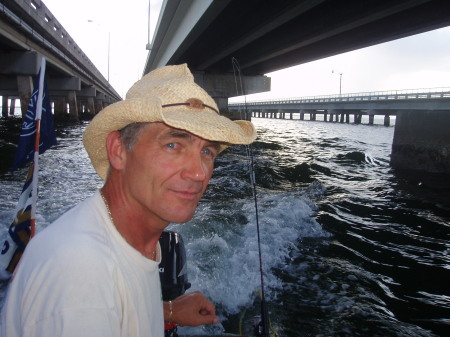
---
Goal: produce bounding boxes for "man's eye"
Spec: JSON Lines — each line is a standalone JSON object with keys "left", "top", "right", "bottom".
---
{"left": 166, "top": 143, "right": 177, "bottom": 149}
{"left": 202, "top": 148, "right": 216, "bottom": 158}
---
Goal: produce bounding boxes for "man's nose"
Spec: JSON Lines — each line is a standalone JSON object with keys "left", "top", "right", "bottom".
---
{"left": 181, "top": 153, "right": 207, "bottom": 181}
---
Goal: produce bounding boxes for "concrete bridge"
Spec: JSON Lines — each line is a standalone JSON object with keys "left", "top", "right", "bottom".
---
{"left": 146, "top": 0, "right": 450, "bottom": 174}
{"left": 229, "top": 87, "right": 450, "bottom": 126}
{"left": 0, "top": 0, "right": 121, "bottom": 121}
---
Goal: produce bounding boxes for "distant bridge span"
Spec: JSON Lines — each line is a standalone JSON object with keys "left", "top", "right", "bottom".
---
{"left": 229, "top": 87, "right": 450, "bottom": 125}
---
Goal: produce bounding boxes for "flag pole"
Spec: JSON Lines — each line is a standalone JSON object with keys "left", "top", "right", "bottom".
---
{"left": 30, "top": 57, "right": 46, "bottom": 238}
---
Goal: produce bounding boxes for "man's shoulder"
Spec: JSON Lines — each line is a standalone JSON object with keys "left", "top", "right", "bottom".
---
{"left": 21, "top": 192, "right": 115, "bottom": 273}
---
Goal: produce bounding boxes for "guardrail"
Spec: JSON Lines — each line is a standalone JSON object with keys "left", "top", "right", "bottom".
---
{"left": 0, "top": 0, "right": 120, "bottom": 100}
{"left": 229, "top": 87, "right": 450, "bottom": 106}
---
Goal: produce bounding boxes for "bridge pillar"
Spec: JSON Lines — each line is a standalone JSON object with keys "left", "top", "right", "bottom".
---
{"left": 290, "top": 112, "right": 293, "bottom": 119}
{"left": 328, "top": 109, "right": 344, "bottom": 122}
{"left": 300, "top": 109, "right": 314, "bottom": 120}
{"left": 339, "top": 112, "right": 345, "bottom": 123}
{"left": 53, "top": 97, "right": 67, "bottom": 117}
{"left": 391, "top": 110, "right": 450, "bottom": 174}
{"left": 323, "top": 110, "right": 328, "bottom": 122}
{"left": 95, "top": 99, "right": 104, "bottom": 113}
{"left": 368, "top": 114, "right": 375, "bottom": 125}
{"left": 67, "top": 91, "right": 79, "bottom": 121}
{"left": 384, "top": 114, "right": 390, "bottom": 126}
{"left": 9, "top": 98, "right": 16, "bottom": 116}
{"left": 2, "top": 96, "right": 8, "bottom": 117}
{"left": 87, "top": 97, "right": 96, "bottom": 116}
{"left": 16, "top": 75, "right": 33, "bottom": 118}
{"left": 95, "top": 93, "right": 105, "bottom": 113}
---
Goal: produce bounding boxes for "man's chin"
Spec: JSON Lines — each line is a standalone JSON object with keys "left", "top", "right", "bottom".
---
{"left": 165, "top": 212, "right": 196, "bottom": 224}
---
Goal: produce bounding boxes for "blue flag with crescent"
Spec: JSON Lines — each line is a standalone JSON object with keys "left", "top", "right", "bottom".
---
{"left": 12, "top": 65, "right": 56, "bottom": 170}
{"left": 0, "top": 59, "right": 57, "bottom": 278}
{"left": 0, "top": 165, "right": 34, "bottom": 276}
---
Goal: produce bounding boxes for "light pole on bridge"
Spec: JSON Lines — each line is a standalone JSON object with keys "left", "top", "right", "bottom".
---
{"left": 332, "top": 69, "right": 343, "bottom": 95}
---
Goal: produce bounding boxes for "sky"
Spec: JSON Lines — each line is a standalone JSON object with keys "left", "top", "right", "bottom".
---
{"left": 42, "top": 0, "right": 450, "bottom": 101}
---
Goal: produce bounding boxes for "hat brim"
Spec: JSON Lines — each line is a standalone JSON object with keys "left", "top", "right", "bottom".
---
{"left": 83, "top": 97, "right": 257, "bottom": 180}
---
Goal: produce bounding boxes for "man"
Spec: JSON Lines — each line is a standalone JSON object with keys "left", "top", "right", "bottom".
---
{"left": 1, "top": 64, "right": 256, "bottom": 336}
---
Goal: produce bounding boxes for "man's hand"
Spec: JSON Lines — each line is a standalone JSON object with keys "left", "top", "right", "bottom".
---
{"left": 164, "top": 291, "right": 219, "bottom": 326}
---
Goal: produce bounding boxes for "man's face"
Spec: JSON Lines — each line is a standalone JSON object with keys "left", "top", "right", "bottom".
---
{"left": 121, "top": 123, "right": 220, "bottom": 225}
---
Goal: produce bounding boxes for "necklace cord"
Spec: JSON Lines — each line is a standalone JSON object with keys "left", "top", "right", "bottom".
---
{"left": 99, "top": 189, "right": 157, "bottom": 260}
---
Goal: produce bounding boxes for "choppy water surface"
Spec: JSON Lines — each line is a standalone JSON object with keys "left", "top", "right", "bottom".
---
{"left": 0, "top": 117, "right": 449, "bottom": 336}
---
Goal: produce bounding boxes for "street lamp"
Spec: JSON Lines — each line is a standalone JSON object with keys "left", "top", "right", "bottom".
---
{"left": 332, "top": 69, "right": 343, "bottom": 95}
{"left": 88, "top": 20, "right": 110, "bottom": 82}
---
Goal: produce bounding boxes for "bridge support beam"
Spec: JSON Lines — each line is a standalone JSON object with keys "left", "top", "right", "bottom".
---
{"left": 391, "top": 110, "right": 450, "bottom": 174}
{"left": 96, "top": 93, "right": 105, "bottom": 113}
{"left": 53, "top": 98, "right": 67, "bottom": 117}
{"left": 2, "top": 96, "right": 8, "bottom": 117}
{"left": 87, "top": 97, "right": 96, "bottom": 116}
{"left": 193, "top": 72, "right": 270, "bottom": 120}
{"left": 77, "top": 87, "right": 97, "bottom": 117}
{"left": 16, "top": 75, "right": 33, "bottom": 118}
{"left": 9, "top": 98, "right": 16, "bottom": 116}
{"left": 328, "top": 109, "right": 345, "bottom": 123}
{"left": 300, "top": 109, "right": 315, "bottom": 121}
{"left": 67, "top": 91, "right": 79, "bottom": 121}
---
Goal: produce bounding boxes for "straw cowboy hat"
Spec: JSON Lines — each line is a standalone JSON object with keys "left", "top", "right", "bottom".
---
{"left": 83, "top": 63, "right": 257, "bottom": 180}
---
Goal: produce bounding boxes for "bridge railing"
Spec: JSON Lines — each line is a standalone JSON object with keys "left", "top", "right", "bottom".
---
{"left": 1, "top": 0, "right": 120, "bottom": 100}
{"left": 229, "top": 87, "right": 450, "bottom": 106}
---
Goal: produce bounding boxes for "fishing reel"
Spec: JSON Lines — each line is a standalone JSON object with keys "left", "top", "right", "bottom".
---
{"left": 159, "top": 230, "right": 191, "bottom": 337}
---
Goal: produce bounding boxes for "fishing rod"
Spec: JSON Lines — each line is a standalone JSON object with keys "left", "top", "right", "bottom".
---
{"left": 231, "top": 57, "right": 271, "bottom": 337}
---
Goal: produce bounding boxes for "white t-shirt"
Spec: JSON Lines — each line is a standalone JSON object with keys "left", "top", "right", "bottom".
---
{"left": 1, "top": 191, "right": 164, "bottom": 337}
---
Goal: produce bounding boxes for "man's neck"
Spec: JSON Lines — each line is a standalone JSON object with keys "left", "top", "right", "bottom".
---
{"left": 100, "top": 185, "right": 167, "bottom": 260}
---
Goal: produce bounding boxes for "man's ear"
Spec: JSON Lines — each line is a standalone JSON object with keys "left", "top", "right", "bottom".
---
{"left": 105, "top": 131, "right": 127, "bottom": 171}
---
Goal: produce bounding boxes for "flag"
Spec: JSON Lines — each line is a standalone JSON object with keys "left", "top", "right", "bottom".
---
{"left": 12, "top": 59, "right": 56, "bottom": 170}
{"left": 0, "top": 58, "right": 56, "bottom": 279}
{"left": 0, "top": 165, "right": 34, "bottom": 277}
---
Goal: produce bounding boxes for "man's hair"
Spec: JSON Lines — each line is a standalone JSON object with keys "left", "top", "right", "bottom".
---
{"left": 119, "top": 123, "right": 150, "bottom": 151}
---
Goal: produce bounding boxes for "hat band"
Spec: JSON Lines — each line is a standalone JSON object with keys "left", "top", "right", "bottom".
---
{"left": 162, "top": 99, "right": 219, "bottom": 114}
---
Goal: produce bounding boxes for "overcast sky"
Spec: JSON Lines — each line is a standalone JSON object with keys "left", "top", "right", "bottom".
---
{"left": 43, "top": 0, "right": 450, "bottom": 100}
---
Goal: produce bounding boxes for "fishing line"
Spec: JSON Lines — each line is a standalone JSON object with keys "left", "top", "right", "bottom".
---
{"left": 231, "top": 57, "right": 270, "bottom": 337}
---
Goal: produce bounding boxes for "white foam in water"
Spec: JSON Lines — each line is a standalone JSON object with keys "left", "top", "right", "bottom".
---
{"left": 170, "top": 185, "right": 330, "bottom": 334}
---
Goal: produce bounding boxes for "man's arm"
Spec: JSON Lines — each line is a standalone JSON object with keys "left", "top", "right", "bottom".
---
{"left": 163, "top": 291, "right": 219, "bottom": 326}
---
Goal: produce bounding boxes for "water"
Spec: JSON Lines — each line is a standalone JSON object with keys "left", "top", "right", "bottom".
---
{"left": 0, "top": 117, "right": 449, "bottom": 336}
